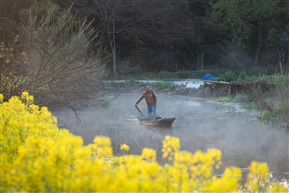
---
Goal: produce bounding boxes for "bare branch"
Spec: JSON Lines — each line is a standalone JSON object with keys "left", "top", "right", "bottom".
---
{"left": 1, "top": 1, "right": 108, "bottom": 108}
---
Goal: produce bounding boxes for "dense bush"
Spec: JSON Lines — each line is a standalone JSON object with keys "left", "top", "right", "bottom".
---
{"left": 218, "top": 71, "right": 239, "bottom": 82}
{"left": 0, "top": 0, "right": 107, "bottom": 108}
{"left": 1, "top": 92, "right": 288, "bottom": 192}
{"left": 158, "top": 71, "right": 179, "bottom": 80}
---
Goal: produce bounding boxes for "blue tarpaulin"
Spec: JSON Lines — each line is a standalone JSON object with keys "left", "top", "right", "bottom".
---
{"left": 200, "top": 74, "right": 217, "bottom": 80}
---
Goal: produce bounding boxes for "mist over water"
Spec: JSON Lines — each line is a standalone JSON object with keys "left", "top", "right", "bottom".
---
{"left": 53, "top": 93, "right": 289, "bottom": 180}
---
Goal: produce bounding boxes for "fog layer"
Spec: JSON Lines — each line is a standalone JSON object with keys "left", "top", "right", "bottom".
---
{"left": 53, "top": 93, "right": 289, "bottom": 180}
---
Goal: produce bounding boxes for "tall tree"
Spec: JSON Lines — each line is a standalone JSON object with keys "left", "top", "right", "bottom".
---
{"left": 209, "top": 0, "right": 289, "bottom": 68}
{"left": 208, "top": 0, "right": 252, "bottom": 67}
{"left": 65, "top": 0, "right": 194, "bottom": 73}
{"left": 69, "top": 0, "right": 145, "bottom": 75}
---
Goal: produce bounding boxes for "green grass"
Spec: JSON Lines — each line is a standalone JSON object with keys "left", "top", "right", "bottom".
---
{"left": 233, "top": 94, "right": 254, "bottom": 103}
{"left": 240, "top": 103, "right": 259, "bottom": 110}
{"left": 215, "top": 96, "right": 233, "bottom": 102}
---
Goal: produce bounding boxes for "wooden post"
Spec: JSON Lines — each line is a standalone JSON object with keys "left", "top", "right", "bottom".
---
{"left": 228, "top": 84, "right": 231, "bottom": 95}
{"left": 279, "top": 61, "right": 283, "bottom": 75}
{"left": 201, "top": 52, "right": 204, "bottom": 70}
{"left": 202, "top": 81, "right": 206, "bottom": 97}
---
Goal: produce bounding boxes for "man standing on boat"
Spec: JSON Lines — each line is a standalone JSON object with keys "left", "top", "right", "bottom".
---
{"left": 135, "top": 85, "right": 157, "bottom": 121}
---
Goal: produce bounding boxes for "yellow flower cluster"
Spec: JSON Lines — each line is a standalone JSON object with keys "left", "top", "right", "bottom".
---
{"left": 162, "top": 135, "right": 180, "bottom": 161}
{"left": 245, "top": 161, "right": 270, "bottom": 192}
{"left": 141, "top": 148, "right": 156, "bottom": 162}
{"left": 1, "top": 92, "right": 288, "bottom": 192}
{"left": 120, "top": 143, "right": 130, "bottom": 152}
{"left": 92, "top": 136, "right": 113, "bottom": 158}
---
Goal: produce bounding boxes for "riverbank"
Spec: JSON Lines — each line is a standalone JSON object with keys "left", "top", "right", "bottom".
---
{"left": 103, "top": 79, "right": 224, "bottom": 97}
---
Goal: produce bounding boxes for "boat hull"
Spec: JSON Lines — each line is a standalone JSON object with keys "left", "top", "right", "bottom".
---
{"left": 137, "top": 116, "right": 176, "bottom": 127}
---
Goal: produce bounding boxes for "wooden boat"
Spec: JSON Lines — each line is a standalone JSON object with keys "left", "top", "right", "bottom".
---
{"left": 137, "top": 116, "right": 176, "bottom": 127}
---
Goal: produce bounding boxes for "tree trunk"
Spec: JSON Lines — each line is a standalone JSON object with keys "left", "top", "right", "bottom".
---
{"left": 278, "top": 48, "right": 284, "bottom": 75}
{"left": 111, "top": 17, "right": 117, "bottom": 75}
{"left": 254, "top": 26, "right": 262, "bottom": 66}
{"left": 201, "top": 52, "right": 204, "bottom": 70}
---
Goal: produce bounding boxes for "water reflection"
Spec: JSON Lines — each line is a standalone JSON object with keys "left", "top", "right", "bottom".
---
{"left": 143, "top": 126, "right": 175, "bottom": 138}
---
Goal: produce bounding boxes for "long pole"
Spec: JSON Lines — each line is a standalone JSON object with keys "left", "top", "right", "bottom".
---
{"left": 135, "top": 105, "right": 143, "bottom": 116}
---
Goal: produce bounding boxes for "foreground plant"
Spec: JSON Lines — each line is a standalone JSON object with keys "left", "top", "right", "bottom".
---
{"left": 1, "top": 92, "right": 288, "bottom": 192}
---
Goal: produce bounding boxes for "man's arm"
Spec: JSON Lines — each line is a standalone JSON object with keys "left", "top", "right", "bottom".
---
{"left": 153, "top": 91, "right": 157, "bottom": 106}
{"left": 135, "top": 95, "right": 144, "bottom": 106}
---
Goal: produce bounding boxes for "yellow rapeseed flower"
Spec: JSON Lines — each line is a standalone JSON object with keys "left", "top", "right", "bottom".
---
{"left": 162, "top": 135, "right": 180, "bottom": 161}
{"left": 267, "top": 182, "right": 288, "bottom": 193}
{"left": 1, "top": 92, "right": 286, "bottom": 193}
{"left": 27, "top": 95, "right": 34, "bottom": 104}
{"left": 0, "top": 93, "right": 3, "bottom": 102}
{"left": 92, "top": 136, "right": 113, "bottom": 158}
{"left": 207, "top": 148, "right": 222, "bottom": 169}
{"left": 141, "top": 148, "right": 156, "bottom": 162}
{"left": 245, "top": 161, "right": 270, "bottom": 192}
{"left": 120, "top": 143, "right": 130, "bottom": 152}
{"left": 21, "top": 91, "right": 29, "bottom": 99}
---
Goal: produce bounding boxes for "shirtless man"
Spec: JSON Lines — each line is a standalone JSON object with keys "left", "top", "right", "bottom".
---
{"left": 135, "top": 85, "right": 157, "bottom": 120}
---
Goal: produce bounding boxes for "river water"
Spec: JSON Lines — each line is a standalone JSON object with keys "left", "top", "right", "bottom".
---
{"left": 53, "top": 93, "right": 289, "bottom": 180}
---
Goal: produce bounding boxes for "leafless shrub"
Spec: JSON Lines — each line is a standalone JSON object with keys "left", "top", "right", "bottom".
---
{"left": 1, "top": 1, "right": 107, "bottom": 108}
